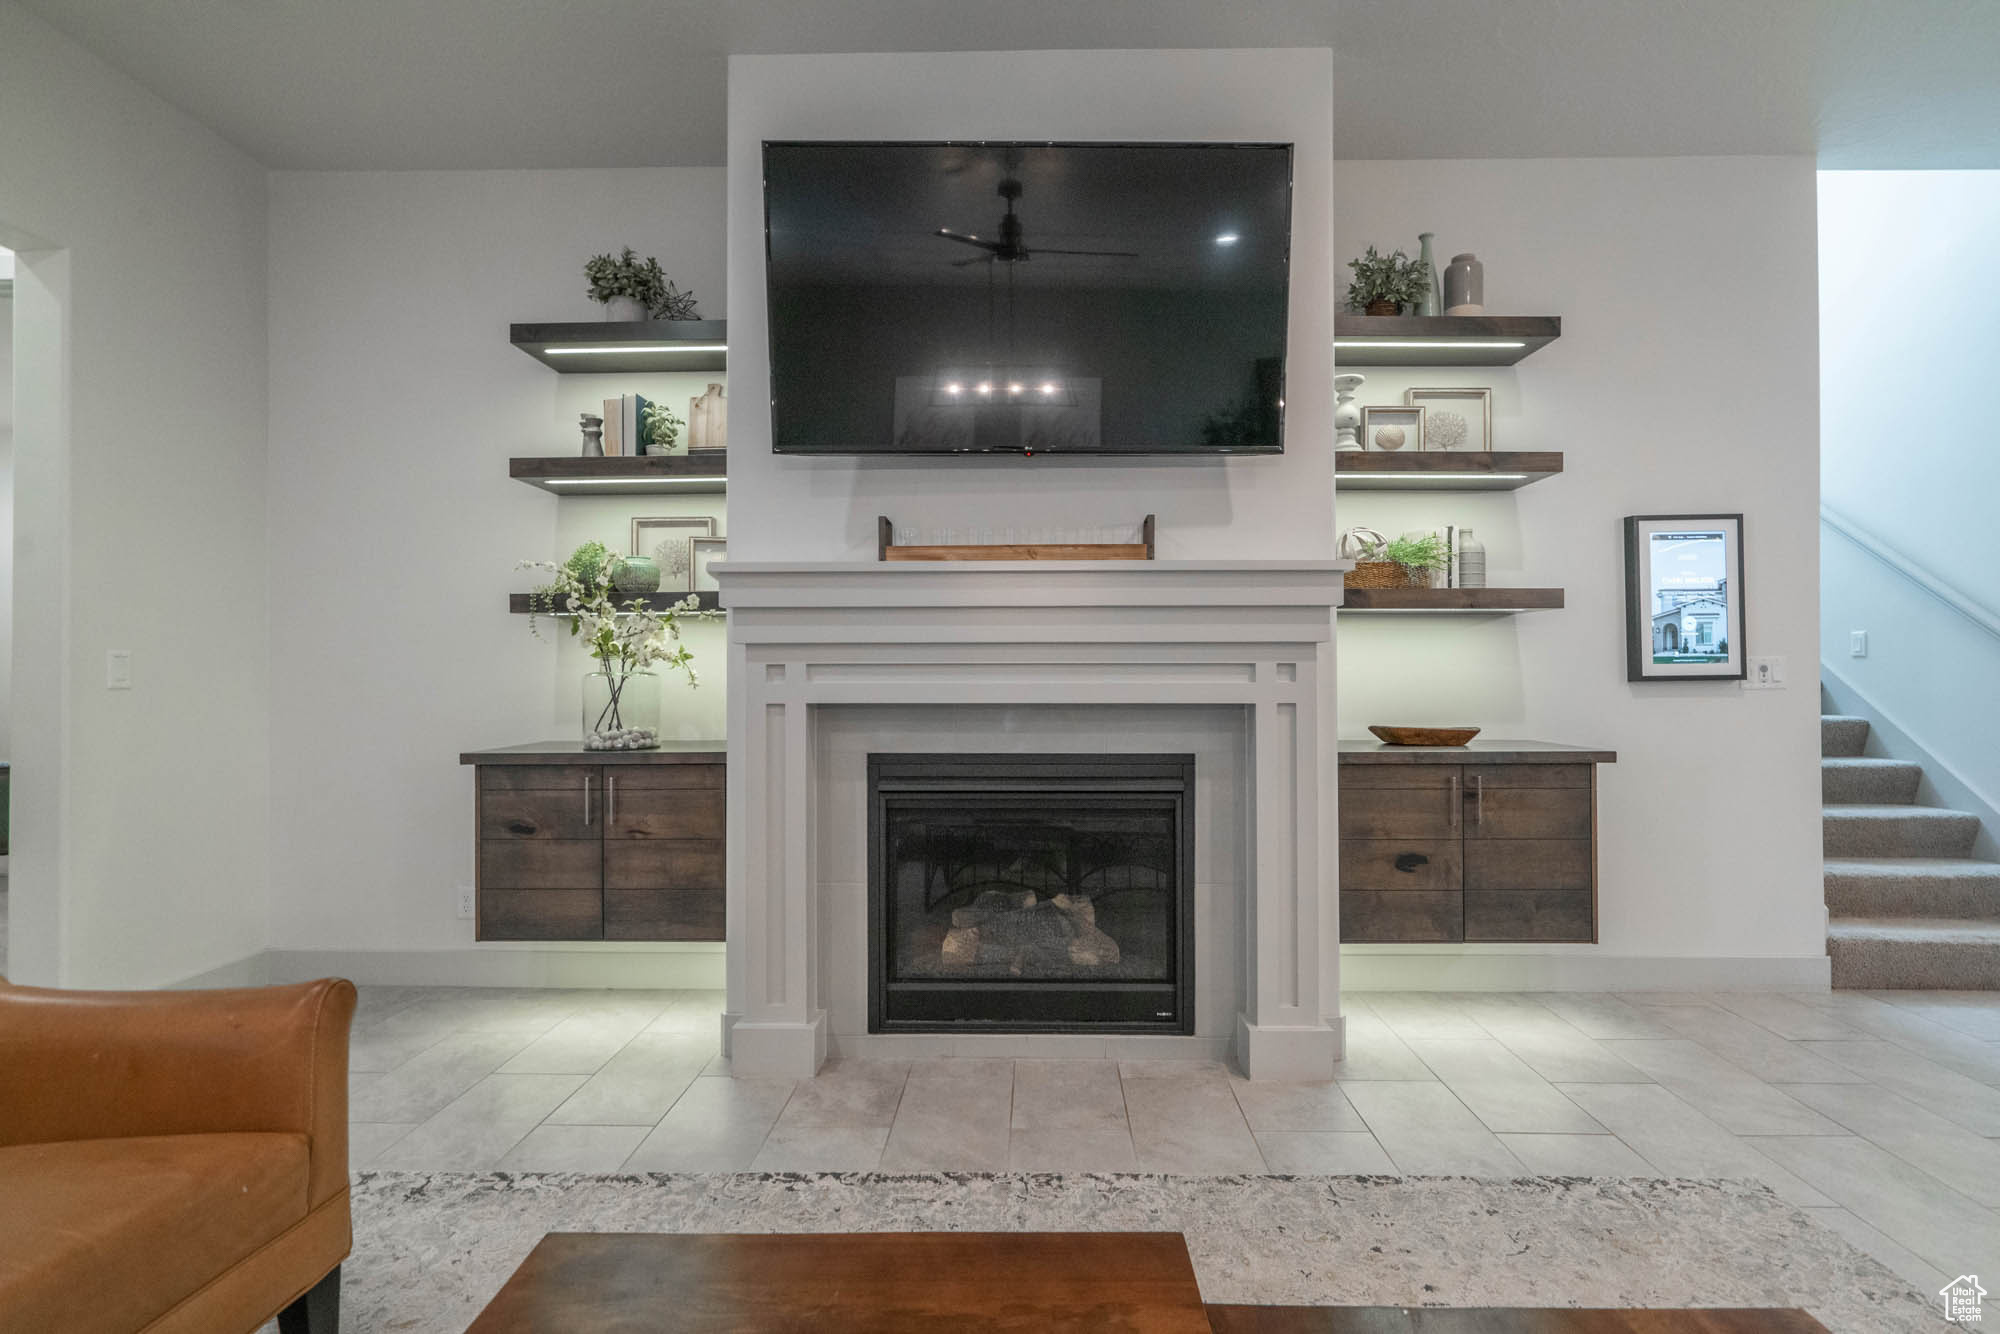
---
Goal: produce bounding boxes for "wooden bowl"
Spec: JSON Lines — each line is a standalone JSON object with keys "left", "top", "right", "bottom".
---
{"left": 1368, "top": 725, "right": 1481, "bottom": 747}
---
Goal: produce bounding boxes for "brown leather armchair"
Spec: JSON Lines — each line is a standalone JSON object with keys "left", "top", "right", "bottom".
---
{"left": 0, "top": 977, "right": 356, "bottom": 1334}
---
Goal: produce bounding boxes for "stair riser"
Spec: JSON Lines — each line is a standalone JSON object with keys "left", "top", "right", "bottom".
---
{"left": 1830, "top": 936, "right": 2000, "bottom": 989}
{"left": 1822, "top": 764, "right": 1922, "bottom": 805}
{"left": 1822, "top": 717, "right": 1870, "bottom": 758}
{"left": 1825, "top": 813, "right": 1980, "bottom": 858}
{"left": 1825, "top": 871, "right": 2000, "bottom": 917}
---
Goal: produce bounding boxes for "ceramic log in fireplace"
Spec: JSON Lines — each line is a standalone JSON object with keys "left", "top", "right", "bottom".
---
{"left": 867, "top": 754, "right": 1195, "bottom": 1033}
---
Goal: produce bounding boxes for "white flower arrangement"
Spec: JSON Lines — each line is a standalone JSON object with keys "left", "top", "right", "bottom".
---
{"left": 520, "top": 549, "right": 699, "bottom": 745}
{"left": 520, "top": 553, "right": 699, "bottom": 682}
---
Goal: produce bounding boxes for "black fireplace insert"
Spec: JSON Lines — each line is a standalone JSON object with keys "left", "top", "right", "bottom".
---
{"left": 867, "top": 753, "right": 1195, "bottom": 1033}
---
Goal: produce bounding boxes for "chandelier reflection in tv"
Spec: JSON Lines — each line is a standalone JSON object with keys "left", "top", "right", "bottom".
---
{"left": 905, "top": 199, "right": 1095, "bottom": 451}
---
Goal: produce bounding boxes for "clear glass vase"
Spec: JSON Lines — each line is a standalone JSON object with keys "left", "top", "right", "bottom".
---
{"left": 583, "top": 670, "right": 660, "bottom": 750}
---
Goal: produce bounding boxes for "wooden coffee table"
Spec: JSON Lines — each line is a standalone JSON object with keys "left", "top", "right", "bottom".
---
{"left": 464, "top": 1231, "right": 1214, "bottom": 1332}
{"left": 464, "top": 1231, "right": 1832, "bottom": 1333}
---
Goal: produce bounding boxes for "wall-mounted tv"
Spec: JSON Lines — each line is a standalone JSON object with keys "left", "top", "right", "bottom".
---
{"left": 763, "top": 140, "right": 1293, "bottom": 456}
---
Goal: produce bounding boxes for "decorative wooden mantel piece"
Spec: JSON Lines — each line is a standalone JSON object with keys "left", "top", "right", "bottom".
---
{"left": 713, "top": 558, "right": 1352, "bottom": 1081}
{"left": 877, "top": 514, "right": 1155, "bottom": 561}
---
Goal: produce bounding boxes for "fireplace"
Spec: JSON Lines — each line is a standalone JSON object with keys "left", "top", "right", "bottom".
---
{"left": 868, "top": 754, "right": 1195, "bottom": 1034}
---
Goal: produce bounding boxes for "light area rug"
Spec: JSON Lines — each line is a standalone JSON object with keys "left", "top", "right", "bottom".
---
{"left": 315, "top": 1171, "right": 1947, "bottom": 1333}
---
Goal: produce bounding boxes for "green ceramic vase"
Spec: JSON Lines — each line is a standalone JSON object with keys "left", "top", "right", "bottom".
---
{"left": 611, "top": 554, "right": 662, "bottom": 594}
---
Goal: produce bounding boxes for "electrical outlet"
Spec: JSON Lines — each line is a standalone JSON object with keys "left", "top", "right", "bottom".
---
{"left": 1850, "top": 630, "right": 1868, "bottom": 658}
{"left": 106, "top": 650, "right": 133, "bottom": 690}
{"left": 456, "top": 885, "right": 475, "bottom": 920}
{"left": 1742, "top": 655, "right": 1788, "bottom": 690}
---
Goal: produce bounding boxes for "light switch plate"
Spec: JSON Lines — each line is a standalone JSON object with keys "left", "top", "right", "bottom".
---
{"left": 106, "top": 649, "right": 133, "bottom": 690}
{"left": 1850, "top": 630, "right": 1868, "bottom": 658}
{"left": 1743, "top": 655, "right": 1787, "bottom": 690}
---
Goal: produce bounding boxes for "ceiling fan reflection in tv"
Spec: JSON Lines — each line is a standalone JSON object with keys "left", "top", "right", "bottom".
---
{"left": 932, "top": 153, "right": 1138, "bottom": 268}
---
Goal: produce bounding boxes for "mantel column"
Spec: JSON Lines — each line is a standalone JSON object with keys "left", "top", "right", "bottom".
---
{"left": 722, "top": 643, "right": 827, "bottom": 1078}
{"left": 1234, "top": 650, "right": 1343, "bottom": 1080}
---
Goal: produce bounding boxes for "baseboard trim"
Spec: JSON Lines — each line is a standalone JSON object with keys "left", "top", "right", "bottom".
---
{"left": 199, "top": 946, "right": 1821, "bottom": 995}
{"left": 257, "top": 945, "right": 726, "bottom": 990}
{"left": 1820, "top": 664, "right": 2000, "bottom": 861}
{"left": 171, "top": 953, "right": 275, "bottom": 990}
{"left": 1337, "top": 950, "right": 1831, "bottom": 991}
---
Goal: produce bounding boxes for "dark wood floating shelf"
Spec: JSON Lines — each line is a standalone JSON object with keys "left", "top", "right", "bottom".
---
{"left": 509, "top": 452, "right": 729, "bottom": 495}
{"left": 1336, "top": 451, "right": 1563, "bottom": 491}
{"left": 1334, "top": 315, "right": 1561, "bottom": 367}
{"left": 510, "top": 319, "right": 728, "bottom": 373}
{"left": 510, "top": 590, "right": 720, "bottom": 614}
{"left": 1341, "top": 587, "right": 1565, "bottom": 613}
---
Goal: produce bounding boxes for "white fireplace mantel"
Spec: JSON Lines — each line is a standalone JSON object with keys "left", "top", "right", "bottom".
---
{"left": 713, "top": 559, "right": 1349, "bottom": 1081}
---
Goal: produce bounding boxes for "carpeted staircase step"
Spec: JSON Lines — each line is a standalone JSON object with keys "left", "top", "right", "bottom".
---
{"left": 1824, "top": 804, "right": 1980, "bottom": 858}
{"left": 1825, "top": 857, "right": 2000, "bottom": 917}
{"left": 1821, "top": 756, "right": 1923, "bottom": 804}
{"left": 1828, "top": 916, "right": 2000, "bottom": 989}
{"left": 1821, "top": 714, "right": 1870, "bottom": 758}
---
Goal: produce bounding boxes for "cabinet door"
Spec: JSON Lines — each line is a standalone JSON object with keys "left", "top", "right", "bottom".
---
{"left": 477, "top": 765, "right": 602, "bottom": 940}
{"left": 1338, "top": 766, "right": 1464, "bottom": 942}
{"left": 602, "top": 764, "right": 725, "bottom": 941}
{"left": 1461, "top": 765, "right": 1595, "bottom": 942}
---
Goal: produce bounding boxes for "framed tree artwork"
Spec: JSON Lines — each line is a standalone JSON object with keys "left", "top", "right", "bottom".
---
{"left": 1623, "top": 514, "right": 1746, "bottom": 682}
{"left": 631, "top": 516, "right": 717, "bottom": 592}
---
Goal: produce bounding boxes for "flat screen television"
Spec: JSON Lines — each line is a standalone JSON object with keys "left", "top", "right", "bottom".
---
{"left": 763, "top": 140, "right": 1293, "bottom": 456}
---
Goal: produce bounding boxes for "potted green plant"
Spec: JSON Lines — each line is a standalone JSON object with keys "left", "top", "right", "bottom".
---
{"left": 640, "top": 399, "right": 686, "bottom": 456}
{"left": 523, "top": 542, "right": 699, "bottom": 750}
{"left": 584, "top": 246, "right": 667, "bottom": 322}
{"left": 1383, "top": 533, "right": 1451, "bottom": 588}
{"left": 1345, "top": 245, "right": 1432, "bottom": 316}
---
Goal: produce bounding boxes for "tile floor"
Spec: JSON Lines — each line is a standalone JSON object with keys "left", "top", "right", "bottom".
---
{"left": 346, "top": 984, "right": 2000, "bottom": 1294}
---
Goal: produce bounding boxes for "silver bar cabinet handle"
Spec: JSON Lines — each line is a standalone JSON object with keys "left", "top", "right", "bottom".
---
{"left": 608, "top": 774, "right": 618, "bottom": 826}
{"left": 583, "top": 774, "right": 593, "bottom": 826}
{"left": 1472, "top": 773, "right": 1484, "bottom": 828}
{"left": 1449, "top": 773, "right": 1461, "bottom": 831}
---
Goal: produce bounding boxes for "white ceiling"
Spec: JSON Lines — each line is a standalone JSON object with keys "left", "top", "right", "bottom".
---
{"left": 17, "top": 0, "right": 2000, "bottom": 170}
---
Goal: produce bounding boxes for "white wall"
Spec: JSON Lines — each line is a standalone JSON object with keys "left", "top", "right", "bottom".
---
{"left": 1821, "top": 173, "right": 2000, "bottom": 583}
{"left": 0, "top": 280, "right": 13, "bottom": 762}
{"left": 0, "top": 3, "right": 271, "bottom": 986}
{"left": 264, "top": 168, "right": 728, "bottom": 958}
{"left": 1819, "top": 171, "right": 2000, "bottom": 818}
{"left": 724, "top": 49, "right": 1336, "bottom": 562}
{"left": 1336, "top": 157, "right": 1827, "bottom": 979}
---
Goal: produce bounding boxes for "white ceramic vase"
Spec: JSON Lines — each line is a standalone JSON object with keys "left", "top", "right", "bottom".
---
{"left": 603, "top": 295, "right": 646, "bottom": 322}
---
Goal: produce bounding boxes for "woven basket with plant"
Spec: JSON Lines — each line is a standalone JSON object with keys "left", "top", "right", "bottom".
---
{"left": 1341, "top": 529, "right": 1448, "bottom": 589}
{"left": 1349, "top": 559, "right": 1414, "bottom": 588}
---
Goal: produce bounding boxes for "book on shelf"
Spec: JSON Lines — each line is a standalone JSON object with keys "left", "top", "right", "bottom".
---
{"left": 624, "top": 394, "right": 644, "bottom": 457}
{"left": 602, "top": 396, "right": 622, "bottom": 456}
{"left": 1435, "top": 524, "right": 1459, "bottom": 588}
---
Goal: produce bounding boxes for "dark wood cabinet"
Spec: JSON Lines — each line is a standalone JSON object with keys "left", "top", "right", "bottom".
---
{"left": 464, "top": 744, "right": 726, "bottom": 942}
{"left": 1338, "top": 743, "right": 1614, "bottom": 945}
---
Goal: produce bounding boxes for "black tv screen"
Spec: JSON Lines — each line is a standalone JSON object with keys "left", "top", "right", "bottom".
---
{"left": 763, "top": 141, "right": 1293, "bottom": 455}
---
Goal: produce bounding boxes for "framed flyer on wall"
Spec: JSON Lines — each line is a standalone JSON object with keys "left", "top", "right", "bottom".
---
{"left": 1623, "top": 514, "right": 1745, "bottom": 682}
